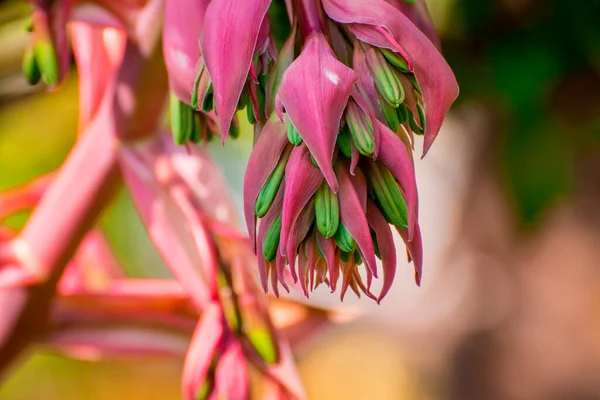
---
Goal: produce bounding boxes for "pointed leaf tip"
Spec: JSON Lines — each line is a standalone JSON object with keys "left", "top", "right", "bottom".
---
{"left": 278, "top": 33, "right": 357, "bottom": 192}
{"left": 201, "top": 0, "right": 272, "bottom": 136}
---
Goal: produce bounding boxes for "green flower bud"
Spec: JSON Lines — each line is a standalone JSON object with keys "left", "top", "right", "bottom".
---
{"left": 379, "top": 93, "right": 400, "bottom": 132}
{"left": 34, "top": 40, "right": 58, "bottom": 85}
{"left": 406, "top": 74, "right": 421, "bottom": 95}
{"left": 190, "top": 113, "right": 201, "bottom": 143}
{"left": 337, "top": 126, "right": 352, "bottom": 158}
{"left": 354, "top": 250, "right": 363, "bottom": 265}
{"left": 262, "top": 214, "right": 282, "bottom": 262}
{"left": 201, "top": 85, "right": 214, "bottom": 112}
{"left": 368, "top": 161, "right": 408, "bottom": 228}
{"left": 22, "top": 44, "right": 40, "bottom": 85}
{"left": 255, "top": 147, "right": 292, "bottom": 217}
{"left": 368, "top": 49, "right": 405, "bottom": 107}
{"left": 237, "top": 87, "right": 249, "bottom": 111}
{"left": 335, "top": 223, "right": 356, "bottom": 253}
{"left": 247, "top": 100, "right": 257, "bottom": 124}
{"left": 315, "top": 182, "right": 340, "bottom": 238}
{"left": 229, "top": 122, "right": 240, "bottom": 139}
{"left": 170, "top": 93, "right": 194, "bottom": 145}
{"left": 247, "top": 327, "right": 278, "bottom": 364}
{"left": 286, "top": 117, "right": 303, "bottom": 145}
{"left": 345, "top": 100, "right": 375, "bottom": 156}
{"left": 397, "top": 104, "right": 410, "bottom": 125}
{"left": 191, "top": 66, "right": 212, "bottom": 111}
{"left": 410, "top": 103, "right": 426, "bottom": 135}
{"left": 381, "top": 48, "right": 410, "bottom": 73}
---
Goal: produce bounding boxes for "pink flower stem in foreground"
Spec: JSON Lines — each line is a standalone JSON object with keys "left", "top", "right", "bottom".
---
{"left": 0, "top": 40, "right": 167, "bottom": 376}
{"left": 293, "top": 0, "right": 326, "bottom": 37}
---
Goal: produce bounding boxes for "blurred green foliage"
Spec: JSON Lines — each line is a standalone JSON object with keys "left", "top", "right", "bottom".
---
{"left": 447, "top": 0, "right": 600, "bottom": 224}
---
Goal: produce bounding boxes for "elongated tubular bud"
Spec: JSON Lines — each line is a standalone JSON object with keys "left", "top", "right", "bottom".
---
{"left": 22, "top": 42, "right": 41, "bottom": 85}
{"left": 34, "top": 40, "right": 58, "bottom": 85}
{"left": 191, "top": 64, "right": 213, "bottom": 110}
{"left": 262, "top": 214, "right": 282, "bottom": 261}
{"left": 345, "top": 100, "right": 375, "bottom": 156}
{"left": 315, "top": 182, "right": 340, "bottom": 239}
{"left": 286, "top": 117, "right": 303, "bottom": 145}
{"left": 379, "top": 93, "right": 400, "bottom": 132}
{"left": 337, "top": 126, "right": 352, "bottom": 158}
{"left": 381, "top": 48, "right": 410, "bottom": 73}
{"left": 368, "top": 161, "right": 408, "bottom": 228}
{"left": 170, "top": 93, "right": 194, "bottom": 144}
{"left": 410, "top": 104, "right": 426, "bottom": 135}
{"left": 190, "top": 112, "right": 202, "bottom": 143}
{"left": 334, "top": 223, "right": 356, "bottom": 253}
{"left": 366, "top": 48, "right": 405, "bottom": 107}
{"left": 255, "top": 146, "right": 292, "bottom": 217}
{"left": 397, "top": 104, "right": 410, "bottom": 125}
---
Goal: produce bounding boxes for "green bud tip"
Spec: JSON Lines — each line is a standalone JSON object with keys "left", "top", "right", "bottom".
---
{"left": 262, "top": 214, "right": 282, "bottom": 262}
{"left": 379, "top": 93, "right": 400, "bottom": 132}
{"left": 334, "top": 223, "right": 357, "bottom": 253}
{"left": 34, "top": 40, "right": 59, "bottom": 85}
{"left": 170, "top": 93, "right": 194, "bottom": 145}
{"left": 369, "top": 50, "right": 405, "bottom": 107}
{"left": 247, "top": 328, "right": 278, "bottom": 364}
{"left": 337, "top": 127, "right": 353, "bottom": 158}
{"left": 381, "top": 48, "right": 410, "bottom": 73}
{"left": 255, "top": 146, "right": 291, "bottom": 217}
{"left": 345, "top": 101, "right": 375, "bottom": 156}
{"left": 22, "top": 46, "right": 41, "bottom": 85}
{"left": 286, "top": 117, "right": 303, "bottom": 145}
{"left": 315, "top": 182, "right": 340, "bottom": 239}
{"left": 369, "top": 162, "right": 409, "bottom": 228}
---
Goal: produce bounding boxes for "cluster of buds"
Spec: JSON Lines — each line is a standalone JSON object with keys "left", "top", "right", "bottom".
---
{"left": 158, "top": 0, "right": 458, "bottom": 300}
{"left": 13, "top": 0, "right": 458, "bottom": 397}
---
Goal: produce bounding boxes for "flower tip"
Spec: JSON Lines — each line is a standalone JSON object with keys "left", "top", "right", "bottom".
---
{"left": 415, "top": 270, "right": 422, "bottom": 286}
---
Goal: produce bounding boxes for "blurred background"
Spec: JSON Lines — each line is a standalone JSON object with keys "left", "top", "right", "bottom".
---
{"left": 1, "top": 0, "right": 600, "bottom": 398}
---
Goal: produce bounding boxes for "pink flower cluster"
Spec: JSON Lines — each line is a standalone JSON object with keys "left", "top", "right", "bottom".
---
{"left": 3, "top": 0, "right": 458, "bottom": 398}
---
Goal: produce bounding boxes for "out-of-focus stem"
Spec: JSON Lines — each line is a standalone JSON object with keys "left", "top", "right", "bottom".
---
{"left": 293, "top": 0, "right": 327, "bottom": 38}
{"left": 0, "top": 40, "right": 167, "bottom": 376}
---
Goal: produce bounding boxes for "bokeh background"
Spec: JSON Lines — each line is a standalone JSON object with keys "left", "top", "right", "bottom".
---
{"left": 1, "top": 0, "right": 600, "bottom": 398}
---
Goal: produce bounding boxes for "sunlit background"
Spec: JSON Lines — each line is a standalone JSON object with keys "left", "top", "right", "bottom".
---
{"left": 1, "top": 0, "right": 600, "bottom": 399}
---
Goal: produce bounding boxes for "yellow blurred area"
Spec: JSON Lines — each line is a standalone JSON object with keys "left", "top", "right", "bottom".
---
{"left": 0, "top": 354, "right": 182, "bottom": 400}
{"left": 299, "top": 331, "right": 426, "bottom": 400}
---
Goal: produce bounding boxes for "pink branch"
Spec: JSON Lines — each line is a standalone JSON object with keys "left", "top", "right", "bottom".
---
{"left": 0, "top": 40, "right": 167, "bottom": 375}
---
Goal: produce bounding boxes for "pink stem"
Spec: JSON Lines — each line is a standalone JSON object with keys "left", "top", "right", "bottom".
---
{"left": 293, "top": 0, "right": 326, "bottom": 38}
{"left": 0, "top": 40, "right": 167, "bottom": 375}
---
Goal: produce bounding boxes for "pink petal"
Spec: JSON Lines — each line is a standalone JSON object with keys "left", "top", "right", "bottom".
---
{"left": 335, "top": 162, "right": 377, "bottom": 277}
{"left": 71, "top": 23, "right": 126, "bottom": 131}
{"left": 375, "top": 120, "right": 418, "bottom": 240}
{"left": 280, "top": 145, "right": 323, "bottom": 258}
{"left": 351, "top": 43, "right": 386, "bottom": 128}
{"left": 120, "top": 141, "right": 221, "bottom": 309}
{"left": 163, "top": 0, "right": 210, "bottom": 103}
{"left": 277, "top": 33, "right": 357, "bottom": 192}
{"left": 285, "top": 198, "right": 315, "bottom": 270}
{"left": 214, "top": 336, "right": 249, "bottom": 400}
{"left": 385, "top": 0, "right": 441, "bottom": 49}
{"left": 266, "top": 24, "right": 296, "bottom": 116}
{"left": 182, "top": 304, "right": 225, "bottom": 400}
{"left": 366, "top": 202, "right": 396, "bottom": 302}
{"left": 397, "top": 223, "right": 424, "bottom": 285}
{"left": 201, "top": 0, "right": 272, "bottom": 139}
{"left": 322, "top": 0, "right": 459, "bottom": 154}
{"left": 159, "top": 135, "right": 240, "bottom": 227}
{"left": 244, "top": 115, "right": 289, "bottom": 251}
